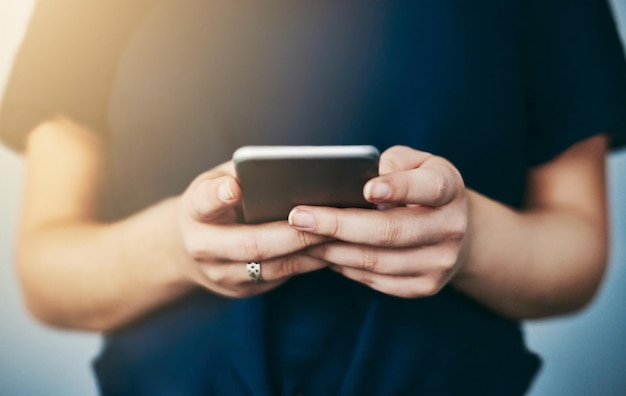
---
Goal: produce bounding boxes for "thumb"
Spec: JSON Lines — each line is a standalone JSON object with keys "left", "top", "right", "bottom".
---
{"left": 184, "top": 175, "right": 242, "bottom": 222}
{"left": 365, "top": 146, "right": 462, "bottom": 206}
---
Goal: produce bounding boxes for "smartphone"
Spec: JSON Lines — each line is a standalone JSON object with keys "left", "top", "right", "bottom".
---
{"left": 233, "top": 145, "right": 380, "bottom": 224}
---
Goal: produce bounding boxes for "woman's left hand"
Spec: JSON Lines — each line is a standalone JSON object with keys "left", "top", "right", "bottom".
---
{"left": 288, "top": 145, "right": 469, "bottom": 298}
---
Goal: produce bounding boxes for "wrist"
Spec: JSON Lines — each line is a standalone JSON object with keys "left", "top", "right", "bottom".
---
{"left": 118, "top": 196, "right": 196, "bottom": 296}
{"left": 161, "top": 196, "right": 198, "bottom": 291}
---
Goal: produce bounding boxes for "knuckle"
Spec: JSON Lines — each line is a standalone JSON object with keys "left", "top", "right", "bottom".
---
{"left": 432, "top": 161, "right": 464, "bottom": 206}
{"left": 450, "top": 165, "right": 465, "bottom": 189}
{"left": 361, "top": 248, "right": 381, "bottom": 273}
{"left": 254, "top": 235, "right": 268, "bottom": 259}
{"left": 447, "top": 215, "right": 468, "bottom": 242}
{"left": 227, "top": 288, "right": 250, "bottom": 299}
{"left": 309, "top": 243, "right": 329, "bottom": 260}
{"left": 296, "top": 230, "right": 318, "bottom": 249}
{"left": 382, "top": 158, "right": 402, "bottom": 173}
{"left": 201, "top": 282, "right": 251, "bottom": 299}
{"left": 384, "top": 145, "right": 410, "bottom": 159}
{"left": 430, "top": 244, "right": 460, "bottom": 271}
{"left": 386, "top": 282, "right": 424, "bottom": 299}
{"left": 420, "top": 278, "right": 443, "bottom": 297}
{"left": 277, "top": 256, "right": 299, "bottom": 279}
{"left": 439, "top": 248, "right": 459, "bottom": 271}
{"left": 189, "top": 248, "right": 206, "bottom": 263}
{"left": 239, "top": 236, "right": 266, "bottom": 261}
{"left": 184, "top": 237, "right": 209, "bottom": 262}
{"left": 399, "top": 289, "right": 422, "bottom": 299}
{"left": 433, "top": 170, "right": 451, "bottom": 206}
{"left": 378, "top": 216, "right": 402, "bottom": 247}
{"left": 379, "top": 146, "right": 410, "bottom": 173}
{"left": 326, "top": 215, "right": 342, "bottom": 239}
{"left": 359, "top": 274, "right": 377, "bottom": 289}
{"left": 205, "top": 268, "right": 228, "bottom": 285}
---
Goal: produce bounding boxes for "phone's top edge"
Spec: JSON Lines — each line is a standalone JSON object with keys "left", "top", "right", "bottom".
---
{"left": 233, "top": 145, "right": 380, "bottom": 161}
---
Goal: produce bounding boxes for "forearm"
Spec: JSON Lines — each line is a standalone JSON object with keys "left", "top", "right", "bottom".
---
{"left": 15, "top": 118, "right": 324, "bottom": 332}
{"left": 451, "top": 190, "right": 608, "bottom": 320}
{"left": 16, "top": 196, "right": 194, "bottom": 332}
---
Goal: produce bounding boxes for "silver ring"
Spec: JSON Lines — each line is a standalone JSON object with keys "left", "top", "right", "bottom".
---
{"left": 246, "top": 261, "right": 263, "bottom": 284}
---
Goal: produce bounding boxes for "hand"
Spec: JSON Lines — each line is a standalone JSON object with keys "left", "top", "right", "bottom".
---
{"left": 288, "top": 146, "right": 469, "bottom": 298}
{"left": 176, "top": 161, "right": 329, "bottom": 298}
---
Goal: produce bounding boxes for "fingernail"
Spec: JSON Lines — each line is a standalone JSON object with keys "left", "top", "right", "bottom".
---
{"left": 289, "top": 209, "right": 315, "bottom": 229}
{"left": 365, "top": 182, "right": 391, "bottom": 201}
{"left": 218, "top": 182, "right": 235, "bottom": 202}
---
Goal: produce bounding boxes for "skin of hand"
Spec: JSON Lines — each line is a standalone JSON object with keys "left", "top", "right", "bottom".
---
{"left": 177, "top": 162, "right": 330, "bottom": 298}
{"left": 16, "top": 117, "right": 607, "bottom": 328}
{"left": 288, "top": 146, "right": 469, "bottom": 298}
{"left": 288, "top": 140, "right": 608, "bottom": 319}
{"left": 16, "top": 117, "right": 329, "bottom": 331}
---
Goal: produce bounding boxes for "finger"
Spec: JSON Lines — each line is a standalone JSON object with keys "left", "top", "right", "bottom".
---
{"left": 185, "top": 175, "right": 242, "bottom": 222}
{"left": 215, "top": 160, "right": 237, "bottom": 178}
{"left": 205, "top": 277, "right": 285, "bottom": 299}
{"left": 307, "top": 241, "right": 459, "bottom": 276}
{"left": 331, "top": 266, "right": 444, "bottom": 298}
{"left": 365, "top": 159, "right": 462, "bottom": 207}
{"left": 202, "top": 254, "right": 329, "bottom": 286}
{"left": 260, "top": 254, "right": 330, "bottom": 282}
{"left": 187, "top": 221, "right": 331, "bottom": 262}
{"left": 288, "top": 206, "right": 465, "bottom": 248}
{"left": 378, "top": 145, "right": 432, "bottom": 175}
{"left": 197, "top": 255, "right": 328, "bottom": 298}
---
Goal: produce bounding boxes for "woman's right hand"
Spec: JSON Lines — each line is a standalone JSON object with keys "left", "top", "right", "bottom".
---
{"left": 177, "top": 161, "right": 330, "bottom": 298}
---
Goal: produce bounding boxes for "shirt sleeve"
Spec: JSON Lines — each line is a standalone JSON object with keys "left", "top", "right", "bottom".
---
{"left": 0, "top": 0, "right": 155, "bottom": 152}
{"left": 525, "top": 0, "right": 626, "bottom": 166}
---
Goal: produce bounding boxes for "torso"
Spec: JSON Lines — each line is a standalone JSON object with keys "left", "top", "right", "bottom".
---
{"left": 97, "top": 2, "right": 540, "bottom": 394}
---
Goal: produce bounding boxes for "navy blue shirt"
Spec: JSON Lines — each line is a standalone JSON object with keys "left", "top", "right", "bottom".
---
{"left": 2, "top": 1, "right": 626, "bottom": 395}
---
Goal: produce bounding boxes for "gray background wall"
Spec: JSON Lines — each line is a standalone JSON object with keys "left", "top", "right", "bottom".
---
{"left": 0, "top": 1, "right": 624, "bottom": 394}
